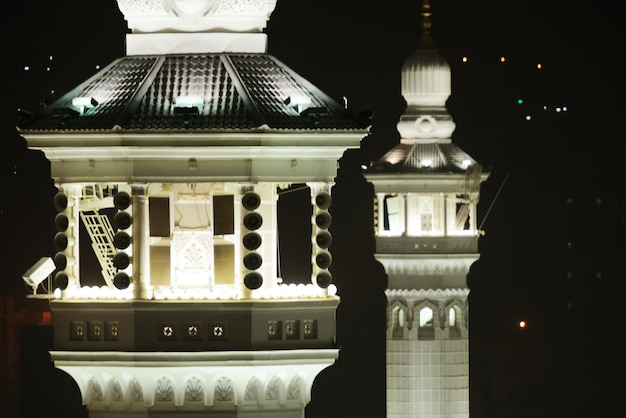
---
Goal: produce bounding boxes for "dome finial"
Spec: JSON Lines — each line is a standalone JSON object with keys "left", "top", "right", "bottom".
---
{"left": 419, "top": 0, "right": 434, "bottom": 49}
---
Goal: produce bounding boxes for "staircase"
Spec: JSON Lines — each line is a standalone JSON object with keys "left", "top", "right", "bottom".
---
{"left": 81, "top": 211, "right": 117, "bottom": 288}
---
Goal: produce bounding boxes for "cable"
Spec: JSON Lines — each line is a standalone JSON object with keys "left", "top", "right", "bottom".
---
{"left": 478, "top": 170, "right": 510, "bottom": 231}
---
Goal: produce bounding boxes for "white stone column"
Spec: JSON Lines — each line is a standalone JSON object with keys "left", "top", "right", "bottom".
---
{"left": 131, "top": 183, "right": 150, "bottom": 299}
{"left": 63, "top": 183, "right": 82, "bottom": 289}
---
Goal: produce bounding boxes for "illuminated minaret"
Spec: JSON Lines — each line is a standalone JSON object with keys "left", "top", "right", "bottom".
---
{"left": 364, "top": 1, "right": 489, "bottom": 417}
{"left": 18, "top": 1, "right": 369, "bottom": 417}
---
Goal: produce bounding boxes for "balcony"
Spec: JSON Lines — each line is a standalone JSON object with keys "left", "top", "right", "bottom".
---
{"left": 375, "top": 235, "right": 478, "bottom": 254}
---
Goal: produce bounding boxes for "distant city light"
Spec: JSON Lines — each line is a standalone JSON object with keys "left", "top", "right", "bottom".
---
{"left": 536, "top": 63, "right": 542, "bottom": 69}
{"left": 49, "top": 55, "right": 53, "bottom": 61}
{"left": 518, "top": 320, "right": 526, "bottom": 329}
{"left": 500, "top": 56, "right": 506, "bottom": 63}
{"left": 95, "top": 64, "right": 101, "bottom": 70}
{"left": 23, "top": 65, "right": 30, "bottom": 71}
{"left": 462, "top": 56, "right": 468, "bottom": 63}
{"left": 517, "top": 99, "right": 523, "bottom": 104}
{"left": 525, "top": 115, "right": 531, "bottom": 121}
{"left": 46, "top": 67, "right": 51, "bottom": 72}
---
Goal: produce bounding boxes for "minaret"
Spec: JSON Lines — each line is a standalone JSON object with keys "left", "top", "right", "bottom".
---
{"left": 18, "top": 1, "right": 370, "bottom": 417}
{"left": 364, "top": 1, "right": 489, "bottom": 417}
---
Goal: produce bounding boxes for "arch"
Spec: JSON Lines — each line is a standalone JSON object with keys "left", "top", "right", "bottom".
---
{"left": 101, "top": 372, "right": 124, "bottom": 406}
{"left": 445, "top": 299, "right": 468, "bottom": 339}
{"left": 265, "top": 372, "right": 287, "bottom": 405}
{"left": 244, "top": 374, "right": 265, "bottom": 405}
{"left": 181, "top": 373, "right": 208, "bottom": 406}
{"left": 387, "top": 299, "right": 409, "bottom": 340}
{"left": 413, "top": 300, "right": 440, "bottom": 340}
{"left": 151, "top": 373, "right": 177, "bottom": 406}
{"left": 121, "top": 373, "right": 144, "bottom": 409}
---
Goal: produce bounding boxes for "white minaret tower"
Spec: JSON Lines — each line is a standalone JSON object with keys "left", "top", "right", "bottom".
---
{"left": 18, "top": 1, "right": 370, "bottom": 417}
{"left": 364, "top": 1, "right": 489, "bottom": 417}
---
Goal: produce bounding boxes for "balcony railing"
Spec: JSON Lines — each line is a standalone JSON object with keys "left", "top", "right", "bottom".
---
{"left": 375, "top": 235, "right": 478, "bottom": 254}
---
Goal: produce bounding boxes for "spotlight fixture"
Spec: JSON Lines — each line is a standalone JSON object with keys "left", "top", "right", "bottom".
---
{"left": 22, "top": 257, "right": 55, "bottom": 289}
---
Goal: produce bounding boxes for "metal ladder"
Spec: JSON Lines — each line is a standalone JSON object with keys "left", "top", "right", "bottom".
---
{"left": 81, "top": 211, "right": 117, "bottom": 287}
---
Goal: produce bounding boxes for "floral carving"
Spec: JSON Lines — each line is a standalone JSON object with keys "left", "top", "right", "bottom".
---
{"left": 155, "top": 376, "right": 174, "bottom": 402}
{"left": 244, "top": 376, "right": 260, "bottom": 401}
{"left": 87, "top": 376, "right": 103, "bottom": 402}
{"left": 265, "top": 375, "right": 280, "bottom": 400}
{"left": 287, "top": 375, "right": 303, "bottom": 400}
{"left": 214, "top": 376, "right": 233, "bottom": 401}
{"left": 185, "top": 376, "right": 204, "bottom": 402}
{"left": 129, "top": 377, "right": 144, "bottom": 402}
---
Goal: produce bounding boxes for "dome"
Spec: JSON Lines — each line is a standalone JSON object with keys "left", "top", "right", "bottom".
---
{"left": 401, "top": 47, "right": 451, "bottom": 108}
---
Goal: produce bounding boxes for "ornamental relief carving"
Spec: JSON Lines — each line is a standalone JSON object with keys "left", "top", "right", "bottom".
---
{"left": 214, "top": 376, "right": 233, "bottom": 401}
{"left": 63, "top": 364, "right": 326, "bottom": 410}
{"left": 381, "top": 259, "right": 472, "bottom": 276}
{"left": 244, "top": 376, "right": 260, "bottom": 401}
{"left": 286, "top": 374, "right": 303, "bottom": 401}
{"left": 118, "top": 0, "right": 276, "bottom": 16}
{"left": 265, "top": 375, "right": 281, "bottom": 401}
{"left": 184, "top": 375, "right": 205, "bottom": 402}
{"left": 155, "top": 376, "right": 175, "bottom": 402}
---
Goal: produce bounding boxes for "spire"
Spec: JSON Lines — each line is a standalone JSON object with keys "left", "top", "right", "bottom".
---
{"left": 397, "top": 0, "right": 454, "bottom": 142}
{"left": 419, "top": 0, "right": 434, "bottom": 49}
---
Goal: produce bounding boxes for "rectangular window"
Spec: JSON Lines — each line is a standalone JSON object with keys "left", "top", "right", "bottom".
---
{"left": 213, "top": 194, "right": 234, "bottom": 235}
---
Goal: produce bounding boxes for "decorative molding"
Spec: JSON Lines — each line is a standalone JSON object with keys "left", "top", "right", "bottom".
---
{"left": 53, "top": 349, "right": 337, "bottom": 413}
{"left": 386, "top": 287, "right": 469, "bottom": 299}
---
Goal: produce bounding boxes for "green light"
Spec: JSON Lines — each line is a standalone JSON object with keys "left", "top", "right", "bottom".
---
{"left": 517, "top": 99, "right": 524, "bottom": 105}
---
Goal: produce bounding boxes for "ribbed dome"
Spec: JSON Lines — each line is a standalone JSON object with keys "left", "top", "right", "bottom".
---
{"left": 401, "top": 48, "right": 451, "bottom": 108}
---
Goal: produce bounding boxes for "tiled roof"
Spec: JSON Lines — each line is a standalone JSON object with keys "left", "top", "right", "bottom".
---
{"left": 369, "top": 142, "right": 478, "bottom": 174}
{"left": 18, "top": 54, "right": 370, "bottom": 133}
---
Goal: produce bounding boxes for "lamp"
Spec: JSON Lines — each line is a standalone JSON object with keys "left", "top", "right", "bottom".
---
{"left": 22, "top": 257, "right": 55, "bottom": 289}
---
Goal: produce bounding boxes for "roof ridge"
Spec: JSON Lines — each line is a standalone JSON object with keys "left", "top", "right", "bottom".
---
{"left": 220, "top": 54, "right": 265, "bottom": 127}
{"left": 115, "top": 56, "right": 166, "bottom": 129}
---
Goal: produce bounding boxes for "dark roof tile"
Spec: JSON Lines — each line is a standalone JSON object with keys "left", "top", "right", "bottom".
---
{"left": 18, "top": 54, "right": 370, "bottom": 133}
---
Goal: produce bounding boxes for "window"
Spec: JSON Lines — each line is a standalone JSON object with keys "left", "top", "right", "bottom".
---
{"left": 383, "top": 194, "right": 401, "bottom": 233}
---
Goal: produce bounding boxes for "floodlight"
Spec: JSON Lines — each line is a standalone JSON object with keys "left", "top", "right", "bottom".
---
{"left": 174, "top": 95, "right": 204, "bottom": 108}
{"left": 284, "top": 95, "right": 311, "bottom": 114}
{"left": 22, "top": 257, "right": 55, "bottom": 288}
{"left": 71, "top": 96, "right": 98, "bottom": 115}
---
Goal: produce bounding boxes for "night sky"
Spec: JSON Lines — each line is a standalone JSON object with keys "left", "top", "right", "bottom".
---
{"left": 1, "top": 1, "right": 625, "bottom": 417}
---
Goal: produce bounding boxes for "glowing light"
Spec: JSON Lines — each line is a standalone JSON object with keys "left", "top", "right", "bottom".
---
{"left": 284, "top": 95, "right": 311, "bottom": 113}
{"left": 24, "top": 65, "right": 30, "bottom": 71}
{"left": 462, "top": 159, "right": 471, "bottom": 168}
{"left": 517, "top": 99, "right": 523, "bottom": 105}
{"left": 519, "top": 320, "right": 526, "bottom": 329}
{"left": 175, "top": 95, "right": 204, "bottom": 107}
{"left": 525, "top": 115, "right": 531, "bottom": 121}
{"left": 462, "top": 56, "right": 468, "bottom": 63}
{"left": 95, "top": 64, "right": 101, "bottom": 70}
{"left": 327, "top": 283, "right": 337, "bottom": 296}
{"left": 49, "top": 55, "right": 53, "bottom": 61}
{"left": 420, "top": 159, "right": 432, "bottom": 168}
{"left": 555, "top": 107, "right": 561, "bottom": 112}
{"left": 500, "top": 56, "right": 506, "bottom": 63}
{"left": 536, "top": 63, "right": 542, "bottom": 69}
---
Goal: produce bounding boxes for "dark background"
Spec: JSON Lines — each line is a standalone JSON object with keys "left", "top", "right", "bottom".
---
{"left": 1, "top": 1, "right": 624, "bottom": 417}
